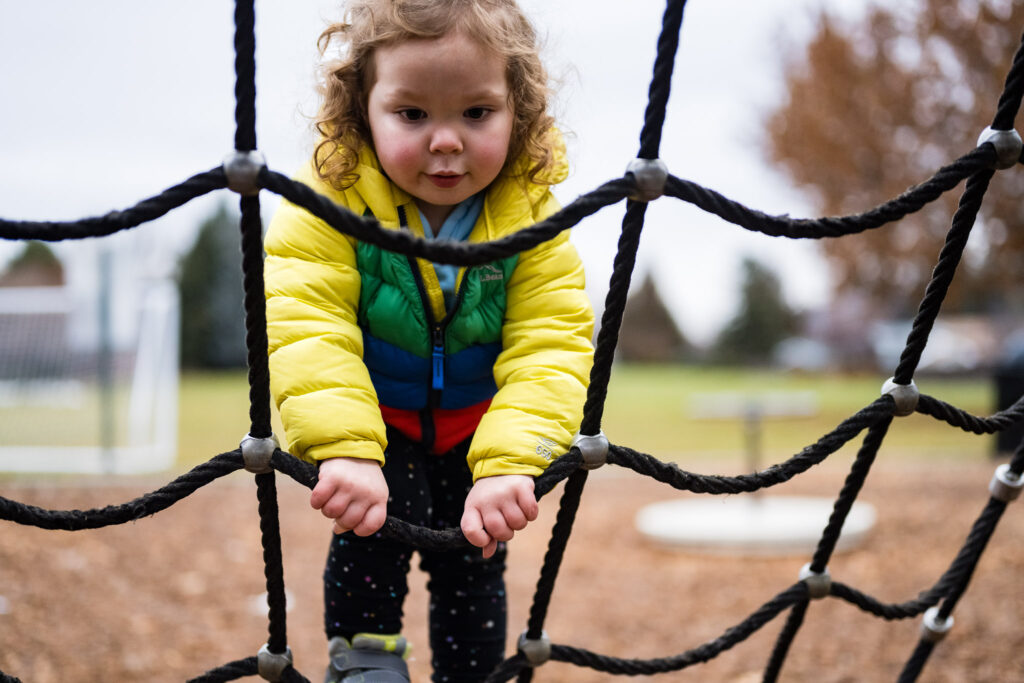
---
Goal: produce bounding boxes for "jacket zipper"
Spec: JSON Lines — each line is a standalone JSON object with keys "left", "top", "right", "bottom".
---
{"left": 407, "top": 259, "right": 469, "bottom": 403}
{"left": 399, "top": 205, "right": 469, "bottom": 449}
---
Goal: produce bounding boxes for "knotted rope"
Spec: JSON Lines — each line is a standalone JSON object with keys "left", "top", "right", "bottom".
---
{"left": 3, "top": 1, "right": 1024, "bottom": 681}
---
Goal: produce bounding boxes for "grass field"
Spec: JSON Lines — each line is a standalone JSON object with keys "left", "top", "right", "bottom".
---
{"left": 176, "top": 364, "right": 998, "bottom": 470}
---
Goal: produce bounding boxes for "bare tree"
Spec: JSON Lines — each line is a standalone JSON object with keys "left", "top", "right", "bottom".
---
{"left": 766, "top": 1, "right": 1024, "bottom": 317}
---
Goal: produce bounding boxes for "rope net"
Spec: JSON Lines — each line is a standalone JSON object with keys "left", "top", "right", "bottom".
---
{"left": 3, "top": 0, "right": 1024, "bottom": 681}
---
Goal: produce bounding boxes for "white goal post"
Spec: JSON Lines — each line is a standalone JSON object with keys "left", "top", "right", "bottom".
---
{"left": 0, "top": 280, "right": 179, "bottom": 474}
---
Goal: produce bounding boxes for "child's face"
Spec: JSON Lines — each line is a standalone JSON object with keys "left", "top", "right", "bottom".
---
{"left": 366, "top": 30, "right": 514, "bottom": 229}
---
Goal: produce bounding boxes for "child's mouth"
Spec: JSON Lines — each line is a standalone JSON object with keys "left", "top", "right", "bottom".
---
{"left": 428, "top": 173, "right": 464, "bottom": 188}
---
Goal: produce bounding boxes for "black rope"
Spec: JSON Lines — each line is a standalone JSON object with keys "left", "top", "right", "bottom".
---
{"left": 892, "top": 16, "right": 1024, "bottom": 386}
{"left": 830, "top": 498, "right": 1008, "bottom": 621}
{"left": 0, "top": 452, "right": 243, "bottom": 530}
{"left": 894, "top": 497, "right": 1009, "bottom": 681}
{"left": 0, "top": 145, "right": 988, "bottom": 247}
{"left": 512, "top": 0, "right": 692, "bottom": 656}
{"left": 809, "top": 417, "right": 893, "bottom": 572}
{"left": 917, "top": 392, "right": 1024, "bottom": 434}
{"left": 0, "top": 168, "right": 226, "bottom": 241}
{"left": 4, "top": 2, "right": 1024, "bottom": 682}
{"left": 238, "top": 194, "right": 273, "bottom": 439}
{"left": 580, "top": 202, "right": 647, "bottom": 435}
{"left": 762, "top": 599, "right": 809, "bottom": 683}
{"left": 763, "top": 418, "right": 892, "bottom": 679}
{"left": 488, "top": 584, "right": 807, "bottom": 681}
{"left": 637, "top": 0, "right": 687, "bottom": 160}
{"left": 262, "top": 169, "right": 633, "bottom": 265}
{"left": 663, "top": 146, "right": 993, "bottom": 239}
{"left": 515, "top": 470, "right": 589, "bottom": 683}
{"left": 896, "top": 639, "right": 937, "bottom": 683}
{"left": 278, "top": 449, "right": 579, "bottom": 553}
{"left": 515, "top": 80, "right": 659, "bottom": 683}
{"left": 546, "top": 584, "right": 806, "bottom": 676}
{"left": 233, "top": 0, "right": 257, "bottom": 153}
{"left": 185, "top": 657, "right": 310, "bottom": 683}
{"left": 186, "top": 658, "right": 257, "bottom": 683}
{"left": 512, "top": 204, "right": 653, "bottom": 683}
{"left": 606, "top": 397, "right": 893, "bottom": 494}
{"left": 991, "top": 30, "right": 1024, "bottom": 131}
{"left": 892, "top": 169, "right": 993, "bottom": 385}
{"left": 256, "top": 471, "right": 290, "bottom": 655}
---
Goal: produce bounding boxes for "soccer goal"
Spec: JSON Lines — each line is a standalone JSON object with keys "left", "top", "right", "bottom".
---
{"left": 0, "top": 279, "right": 179, "bottom": 474}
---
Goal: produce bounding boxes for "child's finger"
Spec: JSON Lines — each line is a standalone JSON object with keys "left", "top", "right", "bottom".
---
{"left": 353, "top": 503, "right": 387, "bottom": 537}
{"left": 482, "top": 509, "right": 515, "bottom": 542}
{"left": 319, "top": 491, "right": 356, "bottom": 520}
{"left": 310, "top": 480, "right": 334, "bottom": 510}
{"left": 482, "top": 537, "right": 498, "bottom": 559}
{"left": 499, "top": 501, "right": 528, "bottom": 531}
{"left": 336, "top": 500, "right": 369, "bottom": 533}
{"left": 461, "top": 507, "right": 492, "bottom": 549}
{"left": 515, "top": 484, "right": 539, "bottom": 521}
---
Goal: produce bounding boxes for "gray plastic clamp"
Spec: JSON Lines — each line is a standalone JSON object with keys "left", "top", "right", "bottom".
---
{"left": 241, "top": 433, "right": 279, "bottom": 474}
{"left": 518, "top": 629, "right": 552, "bottom": 666}
{"left": 798, "top": 563, "right": 832, "bottom": 600}
{"left": 977, "top": 126, "right": 1023, "bottom": 170}
{"left": 626, "top": 158, "right": 669, "bottom": 202}
{"left": 881, "top": 377, "right": 919, "bottom": 417}
{"left": 920, "top": 606, "right": 954, "bottom": 643}
{"left": 223, "top": 150, "right": 267, "bottom": 196}
{"left": 257, "top": 643, "right": 293, "bottom": 682}
{"left": 572, "top": 431, "right": 609, "bottom": 470}
{"left": 989, "top": 463, "right": 1024, "bottom": 503}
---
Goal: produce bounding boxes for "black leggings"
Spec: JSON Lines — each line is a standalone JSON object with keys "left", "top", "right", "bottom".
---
{"left": 323, "top": 428, "right": 508, "bottom": 683}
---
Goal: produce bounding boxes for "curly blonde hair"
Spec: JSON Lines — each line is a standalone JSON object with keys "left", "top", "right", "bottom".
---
{"left": 313, "top": 0, "right": 557, "bottom": 190}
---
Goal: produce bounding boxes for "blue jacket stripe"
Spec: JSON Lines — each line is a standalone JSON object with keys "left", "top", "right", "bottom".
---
{"left": 363, "top": 333, "right": 501, "bottom": 410}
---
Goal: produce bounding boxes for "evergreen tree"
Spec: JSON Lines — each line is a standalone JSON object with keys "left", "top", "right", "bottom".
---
{"left": 0, "top": 241, "right": 64, "bottom": 286}
{"left": 178, "top": 202, "right": 248, "bottom": 368}
{"left": 713, "top": 258, "right": 797, "bottom": 365}
{"left": 617, "top": 272, "right": 692, "bottom": 363}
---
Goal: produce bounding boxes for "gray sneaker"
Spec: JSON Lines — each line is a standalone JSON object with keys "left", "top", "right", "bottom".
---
{"left": 324, "top": 635, "right": 411, "bottom": 683}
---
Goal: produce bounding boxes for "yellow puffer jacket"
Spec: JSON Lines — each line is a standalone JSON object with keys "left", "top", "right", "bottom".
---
{"left": 264, "top": 139, "right": 594, "bottom": 480}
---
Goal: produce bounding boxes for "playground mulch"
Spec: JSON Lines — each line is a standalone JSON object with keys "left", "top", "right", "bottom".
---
{"left": 2, "top": 456, "right": 1024, "bottom": 682}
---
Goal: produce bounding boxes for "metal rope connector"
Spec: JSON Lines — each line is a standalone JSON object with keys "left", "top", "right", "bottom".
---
{"left": 223, "top": 150, "right": 267, "bottom": 196}
{"left": 518, "top": 629, "right": 552, "bottom": 666}
{"left": 798, "top": 563, "right": 832, "bottom": 600}
{"left": 241, "top": 433, "right": 279, "bottom": 474}
{"left": 920, "top": 606, "right": 954, "bottom": 643}
{"left": 572, "top": 430, "right": 609, "bottom": 470}
{"left": 257, "top": 643, "right": 293, "bottom": 681}
{"left": 881, "top": 377, "right": 919, "bottom": 417}
{"left": 977, "top": 126, "right": 1022, "bottom": 169}
{"left": 989, "top": 463, "right": 1024, "bottom": 503}
{"left": 625, "top": 158, "right": 669, "bottom": 202}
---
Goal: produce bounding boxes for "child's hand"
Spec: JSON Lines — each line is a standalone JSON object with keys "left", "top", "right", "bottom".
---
{"left": 461, "top": 474, "right": 539, "bottom": 558}
{"left": 310, "top": 457, "right": 389, "bottom": 536}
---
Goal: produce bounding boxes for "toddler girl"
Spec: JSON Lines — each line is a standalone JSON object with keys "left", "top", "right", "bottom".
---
{"left": 264, "top": 1, "right": 593, "bottom": 680}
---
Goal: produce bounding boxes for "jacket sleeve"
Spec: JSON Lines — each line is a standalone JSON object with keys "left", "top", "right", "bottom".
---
{"left": 264, "top": 171, "right": 387, "bottom": 465}
{"left": 467, "top": 191, "right": 595, "bottom": 480}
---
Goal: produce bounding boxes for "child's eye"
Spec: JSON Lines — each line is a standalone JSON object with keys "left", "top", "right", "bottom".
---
{"left": 398, "top": 109, "right": 427, "bottom": 122}
{"left": 464, "top": 107, "right": 490, "bottom": 120}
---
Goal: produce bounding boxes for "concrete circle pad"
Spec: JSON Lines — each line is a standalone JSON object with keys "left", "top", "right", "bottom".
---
{"left": 635, "top": 495, "right": 876, "bottom": 556}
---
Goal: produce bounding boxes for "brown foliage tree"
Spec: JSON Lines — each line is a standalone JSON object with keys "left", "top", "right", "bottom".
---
{"left": 766, "top": 1, "right": 1024, "bottom": 317}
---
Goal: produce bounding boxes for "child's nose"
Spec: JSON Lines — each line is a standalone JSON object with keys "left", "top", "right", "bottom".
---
{"left": 429, "top": 126, "right": 463, "bottom": 155}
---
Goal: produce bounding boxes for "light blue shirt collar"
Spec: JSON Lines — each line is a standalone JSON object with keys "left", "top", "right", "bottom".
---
{"left": 418, "top": 193, "right": 486, "bottom": 308}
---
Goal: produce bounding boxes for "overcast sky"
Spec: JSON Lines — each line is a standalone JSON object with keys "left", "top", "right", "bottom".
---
{"left": 0, "top": 0, "right": 859, "bottom": 344}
